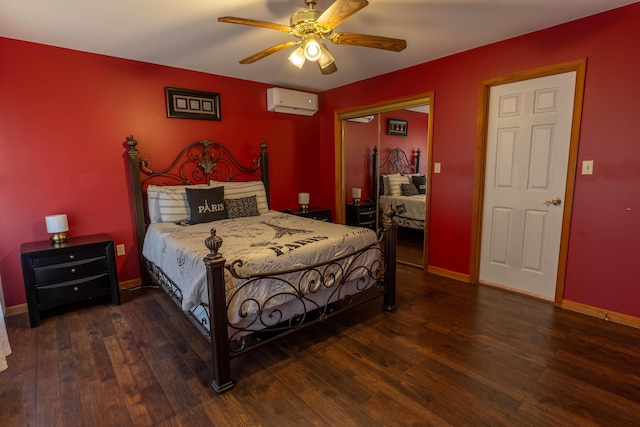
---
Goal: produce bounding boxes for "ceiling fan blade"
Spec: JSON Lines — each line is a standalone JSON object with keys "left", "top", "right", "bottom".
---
{"left": 330, "top": 32, "right": 407, "bottom": 52}
{"left": 319, "top": 61, "right": 338, "bottom": 75}
{"left": 239, "top": 40, "right": 300, "bottom": 64}
{"left": 315, "top": 0, "right": 369, "bottom": 30}
{"left": 218, "top": 16, "right": 292, "bottom": 33}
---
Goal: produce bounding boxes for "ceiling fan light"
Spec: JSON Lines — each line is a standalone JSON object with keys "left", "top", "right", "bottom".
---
{"left": 303, "top": 38, "right": 321, "bottom": 61}
{"left": 288, "top": 46, "right": 306, "bottom": 69}
{"left": 318, "top": 43, "right": 335, "bottom": 69}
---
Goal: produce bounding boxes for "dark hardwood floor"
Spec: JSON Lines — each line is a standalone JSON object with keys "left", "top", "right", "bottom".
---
{"left": 2, "top": 264, "right": 640, "bottom": 426}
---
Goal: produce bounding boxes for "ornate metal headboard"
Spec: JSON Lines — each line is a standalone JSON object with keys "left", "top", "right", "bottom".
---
{"left": 371, "top": 146, "right": 421, "bottom": 196}
{"left": 125, "top": 135, "right": 269, "bottom": 284}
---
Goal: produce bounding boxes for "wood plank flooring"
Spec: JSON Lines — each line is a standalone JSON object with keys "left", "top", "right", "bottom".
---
{"left": 2, "top": 264, "right": 640, "bottom": 426}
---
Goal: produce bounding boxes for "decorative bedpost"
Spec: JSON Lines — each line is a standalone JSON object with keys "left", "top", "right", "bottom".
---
{"left": 372, "top": 146, "right": 379, "bottom": 201}
{"left": 415, "top": 148, "right": 422, "bottom": 175}
{"left": 203, "top": 229, "right": 233, "bottom": 393}
{"left": 260, "top": 141, "right": 270, "bottom": 209}
{"left": 382, "top": 204, "right": 397, "bottom": 311}
{"left": 126, "top": 135, "right": 151, "bottom": 286}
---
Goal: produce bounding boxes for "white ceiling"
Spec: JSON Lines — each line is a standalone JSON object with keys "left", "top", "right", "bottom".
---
{"left": 1, "top": 0, "right": 636, "bottom": 92}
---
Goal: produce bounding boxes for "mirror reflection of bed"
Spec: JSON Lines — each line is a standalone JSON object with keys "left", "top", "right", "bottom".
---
{"left": 342, "top": 98, "right": 431, "bottom": 268}
{"left": 374, "top": 146, "right": 426, "bottom": 268}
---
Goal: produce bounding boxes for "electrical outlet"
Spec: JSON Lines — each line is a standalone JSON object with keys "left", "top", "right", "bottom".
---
{"left": 582, "top": 160, "right": 594, "bottom": 175}
{"left": 434, "top": 162, "right": 441, "bottom": 174}
{"left": 116, "top": 244, "right": 125, "bottom": 256}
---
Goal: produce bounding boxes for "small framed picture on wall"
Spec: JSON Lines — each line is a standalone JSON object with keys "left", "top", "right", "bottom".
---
{"left": 387, "top": 119, "right": 408, "bottom": 136}
{"left": 165, "top": 87, "right": 221, "bottom": 120}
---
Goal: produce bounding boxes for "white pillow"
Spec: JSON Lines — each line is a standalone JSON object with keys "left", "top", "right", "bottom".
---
{"left": 386, "top": 174, "right": 411, "bottom": 197}
{"left": 147, "top": 184, "right": 210, "bottom": 223}
{"left": 209, "top": 180, "right": 269, "bottom": 214}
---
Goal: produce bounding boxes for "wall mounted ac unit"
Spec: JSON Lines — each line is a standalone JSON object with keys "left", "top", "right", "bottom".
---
{"left": 267, "top": 87, "right": 318, "bottom": 116}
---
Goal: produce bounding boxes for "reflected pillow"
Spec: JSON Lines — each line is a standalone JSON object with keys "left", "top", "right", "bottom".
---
{"left": 401, "top": 183, "right": 419, "bottom": 196}
{"left": 387, "top": 174, "right": 409, "bottom": 196}
{"left": 411, "top": 175, "right": 427, "bottom": 194}
{"left": 185, "top": 187, "right": 227, "bottom": 224}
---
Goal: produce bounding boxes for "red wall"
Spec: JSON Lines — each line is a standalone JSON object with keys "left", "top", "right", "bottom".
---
{"left": 344, "top": 117, "right": 378, "bottom": 202}
{"left": 343, "top": 110, "right": 428, "bottom": 202}
{"left": 2, "top": 3, "right": 639, "bottom": 320}
{"left": 0, "top": 38, "right": 321, "bottom": 307}
{"left": 320, "top": 3, "right": 640, "bottom": 317}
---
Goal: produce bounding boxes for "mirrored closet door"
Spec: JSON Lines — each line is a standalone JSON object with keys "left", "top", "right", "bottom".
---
{"left": 339, "top": 94, "right": 433, "bottom": 268}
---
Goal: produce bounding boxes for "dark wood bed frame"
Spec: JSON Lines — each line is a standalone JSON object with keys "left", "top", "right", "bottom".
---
{"left": 126, "top": 135, "right": 398, "bottom": 393}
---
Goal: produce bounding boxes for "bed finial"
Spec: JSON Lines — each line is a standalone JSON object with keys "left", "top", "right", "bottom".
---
{"left": 205, "top": 228, "right": 223, "bottom": 260}
{"left": 126, "top": 135, "right": 138, "bottom": 152}
{"left": 383, "top": 203, "right": 397, "bottom": 224}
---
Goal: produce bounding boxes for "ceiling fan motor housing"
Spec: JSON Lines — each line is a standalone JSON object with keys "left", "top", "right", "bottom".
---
{"left": 290, "top": 9, "right": 323, "bottom": 27}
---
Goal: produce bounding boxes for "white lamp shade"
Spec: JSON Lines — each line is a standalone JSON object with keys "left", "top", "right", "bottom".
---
{"left": 298, "top": 193, "right": 310, "bottom": 205}
{"left": 352, "top": 188, "right": 362, "bottom": 198}
{"left": 288, "top": 46, "right": 306, "bottom": 69}
{"left": 45, "top": 214, "right": 69, "bottom": 233}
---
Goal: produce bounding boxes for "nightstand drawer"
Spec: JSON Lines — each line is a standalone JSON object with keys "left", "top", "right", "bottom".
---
{"left": 29, "top": 246, "right": 110, "bottom": 268}
{"left": 345, "top": 202, "right": 378, "bottom": 229}
{"left": 358, "top": 204, "right": 376, "bottom": 213}
{"left": 34, "top": 256, "right": 108, "bottom": 285}
{"left": 359, "top": 211, "right": 376, "bottom": 222}
{"left": 37, "top": 273, "right": 112, "bottom": 309}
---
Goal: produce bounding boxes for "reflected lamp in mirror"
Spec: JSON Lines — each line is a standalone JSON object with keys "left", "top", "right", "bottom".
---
{"left": 45, "top": 214, "right": 69, "bottom": 244}
{"left": 298, "top": 193, "right": 309, "bottom": 212}
{"left": 352, "top": 188, "right": 362, "bottom": 205}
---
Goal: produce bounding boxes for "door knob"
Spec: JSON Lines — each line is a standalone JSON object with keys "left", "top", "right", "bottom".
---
{"left": 543, "top": 197, "right": 562, "bottom": 206}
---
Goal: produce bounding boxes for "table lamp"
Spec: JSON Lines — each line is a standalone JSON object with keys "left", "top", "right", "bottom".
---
{"left": 45, "top": 214, "right": 69, "bottom": 244}
{"left": 298, "top": 193, "right": 309, "bottom": 212}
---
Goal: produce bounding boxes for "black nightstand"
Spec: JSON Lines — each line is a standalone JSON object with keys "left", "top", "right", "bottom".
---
{"left": 346, "top": 202, "right": 377, "bottom": 230}
{"left": 285, "top": 207, "right": 332, "bottom": 222}
{"left": 20, "top": 234, "right": 121, "bottom": 327}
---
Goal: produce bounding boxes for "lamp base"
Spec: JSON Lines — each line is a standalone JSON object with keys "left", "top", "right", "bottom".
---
{"left": 299, "top": 203, "right": 309, "bottom": 213}
{"left": 50, "top": 232, "right": 67, "bottom": 244}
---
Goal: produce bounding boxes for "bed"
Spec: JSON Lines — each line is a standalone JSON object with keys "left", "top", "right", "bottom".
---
{"left": 373, "top": 147, "right": 426, "bottom": 230}
{"left": 126, "top": 136, "right": 398, "bottom": 393}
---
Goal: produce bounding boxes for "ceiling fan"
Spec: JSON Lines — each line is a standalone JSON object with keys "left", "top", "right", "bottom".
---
{"left": 218, "top": 0, "right": 407, "bottom": 75}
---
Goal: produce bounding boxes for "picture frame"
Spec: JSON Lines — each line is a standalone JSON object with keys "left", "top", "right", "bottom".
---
{"left": 165, "top": 87, "right": 221, "bottom": 121}
{"left": 387, "top": 118, "right": 408, "bottom": 136}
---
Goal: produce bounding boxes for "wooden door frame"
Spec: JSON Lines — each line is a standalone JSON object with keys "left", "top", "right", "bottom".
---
{"left": 334, "top": 92, "right": 434, "bottom": 269}
{"left": 469, "top": 59, "right": 587, "bottom": 305}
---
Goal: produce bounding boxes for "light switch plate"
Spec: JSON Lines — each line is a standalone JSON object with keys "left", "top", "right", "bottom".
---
{"left": 582, "top": 160, "right": 594, "bottom": 175}
{"left": 434, "top": 162, "right": 441, "bottom": 174}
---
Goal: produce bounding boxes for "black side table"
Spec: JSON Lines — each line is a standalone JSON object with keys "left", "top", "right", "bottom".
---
{"left": 20, "top": 234, "right": 121, "bottom": 327}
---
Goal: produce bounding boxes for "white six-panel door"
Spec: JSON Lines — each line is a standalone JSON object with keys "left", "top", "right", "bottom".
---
{"left": 479, "top": 72, "right": 576, "bottom": 300}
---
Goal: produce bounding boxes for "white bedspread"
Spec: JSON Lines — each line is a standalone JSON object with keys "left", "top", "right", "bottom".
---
{"left": 143, "top": 211, "right": 379, "bottom": 324}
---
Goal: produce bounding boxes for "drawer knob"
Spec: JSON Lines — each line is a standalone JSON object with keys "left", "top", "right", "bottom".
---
{"left": 73, "top": 286, "right": 79, "bottom": 292}
{"left": 71, "top": 268, "right": 76, "bottom": 273}
{"left": 69, "top": 255, "right": 75, "bottom": 260}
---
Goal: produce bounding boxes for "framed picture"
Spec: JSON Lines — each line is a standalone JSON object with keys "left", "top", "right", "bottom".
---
{"left": 387, "top": 118, "right": 408, "bottom": 136}
{"left": 165, "top": 87, "right": 221, "bottom": 120}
